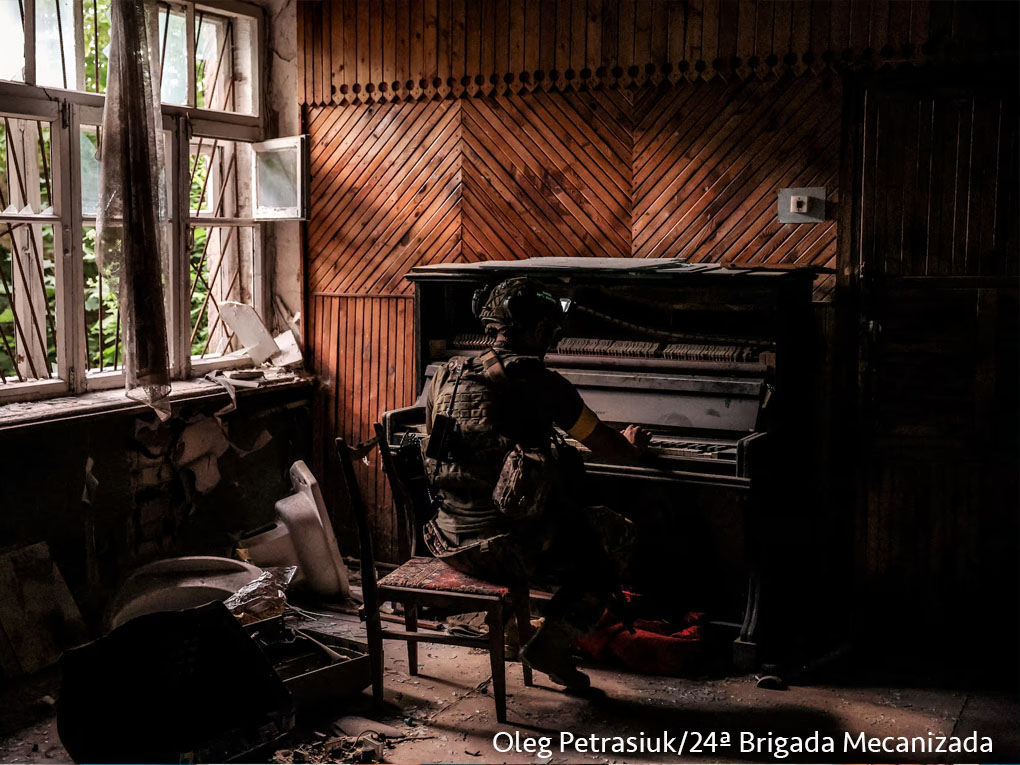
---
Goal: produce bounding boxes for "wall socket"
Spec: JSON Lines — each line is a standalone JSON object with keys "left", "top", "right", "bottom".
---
{"left": 778, "top": 187, "right": 826, "bottom": 223}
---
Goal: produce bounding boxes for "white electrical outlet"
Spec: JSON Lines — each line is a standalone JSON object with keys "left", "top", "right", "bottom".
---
{"left": 790, "top": 195, "right": 808, "bottom": 214}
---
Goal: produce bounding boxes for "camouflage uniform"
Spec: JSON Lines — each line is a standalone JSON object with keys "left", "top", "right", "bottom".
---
{"left": 423, "top": 347, "right": 634, "bottom": 637}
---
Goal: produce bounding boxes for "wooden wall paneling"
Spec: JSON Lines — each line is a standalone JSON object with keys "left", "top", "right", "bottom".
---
{"left": 632, "top": 0, "right": 651, "bottom": 78}
{"left": 310, "top": 103, "right": 463, "bottom": 295}
{"left": 299, "top": 2, "right": 1012, "bottom": 103}
{"left": 617, "top": 0, "right": 634, "bottom": 73}
{"left": 311, "top": 295, "right": 416, "bottom": 562}
{"left": 508, "top": 0, "right": 524, "bottom": 76}
{"left": 493, "top": 0, "right": 510, "bottom": 78}
{"left": 479, "top": 0, "right": 495, "bottom": 79}
{"left": 524, "top": 0, "right": 541, "bottom": 76}
{"left": 587, "top": 0, "right": 604, "bottom": 74}
{"left": 773, "top": 0, "right": 792, "bottom": 57}
{"left": 322, "top": 1, "right": 333, "bottom": 104}
{"left": 424, "top": 0, "right": 438, "bottom": 84}
{"left": 438, "top": 0, "right": 451, "bottom": 85}
{"left": 464, "top": 0, "right": 479, "bottom": 86}
{"left": 569, "top": 0, "right": 586, "bottom": 74}
{"left": 754, "top": 0, "right": 774, "bottom": 60}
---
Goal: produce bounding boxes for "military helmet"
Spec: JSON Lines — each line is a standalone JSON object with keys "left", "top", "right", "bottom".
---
{"left": 475, "top": 276, "right": 564, "bottom": 334}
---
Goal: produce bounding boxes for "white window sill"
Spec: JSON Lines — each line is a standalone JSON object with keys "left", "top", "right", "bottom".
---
{"left": 0, "top": 369, "right": 313, "bottom": 431}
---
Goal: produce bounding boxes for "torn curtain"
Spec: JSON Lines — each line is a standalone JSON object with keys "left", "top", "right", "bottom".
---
{"left": 96, "top": 0, "right": 171, "bottom": 419}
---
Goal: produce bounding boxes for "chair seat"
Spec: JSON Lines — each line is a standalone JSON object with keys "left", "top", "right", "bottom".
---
{"left": 378, "top": 556, "right": 510, "bottom": 598}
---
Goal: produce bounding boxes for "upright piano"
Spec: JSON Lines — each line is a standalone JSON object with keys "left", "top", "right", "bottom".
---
{"left": 382, "top": 257, "right": 816, "bottom": 665}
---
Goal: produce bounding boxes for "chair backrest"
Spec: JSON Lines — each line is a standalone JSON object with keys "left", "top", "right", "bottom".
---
{"left": 373, "top": 423, "right": 434, "bottom": 558}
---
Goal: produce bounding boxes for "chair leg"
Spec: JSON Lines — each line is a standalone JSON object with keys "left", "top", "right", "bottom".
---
{"left": 510, "top": 589, "right": 534, "bottom": 687}
{"left": 487, "top": 606, "right": 507, "bottom": 723}
{"left": 364, "top": 606, "right": 385, "bottom": 708}
{"left": 404, "top": 603, "right": 419, "bottom": 676}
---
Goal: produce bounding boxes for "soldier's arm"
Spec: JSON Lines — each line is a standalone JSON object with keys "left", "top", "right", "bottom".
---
{"left": 568, "top": 411, "right": 648, "bottom": 466}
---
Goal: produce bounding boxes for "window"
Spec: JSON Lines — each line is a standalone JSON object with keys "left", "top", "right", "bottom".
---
{"left": 0, "top": 0, "right": 293, "bottom": 403}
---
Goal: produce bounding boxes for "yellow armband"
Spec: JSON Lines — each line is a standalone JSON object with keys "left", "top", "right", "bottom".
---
{"left": 566, "top": 405, "right": 599, "bottom": 442}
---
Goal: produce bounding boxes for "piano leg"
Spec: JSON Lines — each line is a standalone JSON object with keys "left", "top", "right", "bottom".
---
{"left": 733, "top": 572, "right": 761, "bottom": 672}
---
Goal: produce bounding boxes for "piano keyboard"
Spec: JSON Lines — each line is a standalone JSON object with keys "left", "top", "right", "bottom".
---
{"left": 450, "top": 334, "right": 766, "bottom": 364}
{"left": 562, "top": 434, "right": 738, "bottom": 463}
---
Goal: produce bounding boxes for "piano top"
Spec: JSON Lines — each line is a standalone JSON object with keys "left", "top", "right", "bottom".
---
{"left": 408, "top": 257, "right": 817, "bottom": 283}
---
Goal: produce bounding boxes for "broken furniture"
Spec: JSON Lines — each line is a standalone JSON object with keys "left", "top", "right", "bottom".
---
{"left": 239, "top": 460, "right": 350, "bottom": 597}
{"left": 107, "top": 556, "right": 263, "bottom": 630}
{"left": 58, "top": 601, "right": 295, "bottom": 764}
{"left": 335, "top": 434, "right": 534, "bottom": 725}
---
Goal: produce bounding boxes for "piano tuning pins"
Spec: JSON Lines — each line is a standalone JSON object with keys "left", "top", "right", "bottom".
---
{"left": 452, "top": 333, "right": 495, "bottom": 350}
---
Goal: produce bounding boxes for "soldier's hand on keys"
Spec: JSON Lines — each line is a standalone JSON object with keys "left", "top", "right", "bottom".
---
{"left": 622, "top": 424, "right": 651, "bottom": 452}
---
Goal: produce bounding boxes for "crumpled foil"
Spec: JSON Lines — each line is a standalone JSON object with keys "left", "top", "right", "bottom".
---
{"left": 224, "top": 566, "right": 298, "bottom": 625}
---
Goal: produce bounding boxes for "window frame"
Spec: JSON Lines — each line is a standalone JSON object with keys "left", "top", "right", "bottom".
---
{"left": 0, "top": 0, "right": 267, "bottom": 404}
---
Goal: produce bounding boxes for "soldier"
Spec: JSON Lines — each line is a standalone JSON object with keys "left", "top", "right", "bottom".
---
{"left": 422, "top": 276, "right": 650, "bottom": 690}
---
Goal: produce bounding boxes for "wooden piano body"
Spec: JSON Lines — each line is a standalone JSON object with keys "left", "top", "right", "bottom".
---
{"left": 382, "top": 257, "right": 816, "bottom": 666}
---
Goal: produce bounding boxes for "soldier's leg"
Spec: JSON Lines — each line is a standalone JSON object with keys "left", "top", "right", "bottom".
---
{"left": 522, "top": 506, "right": 635, "bottom": 688}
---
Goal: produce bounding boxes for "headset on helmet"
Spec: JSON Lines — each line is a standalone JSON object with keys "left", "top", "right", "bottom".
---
{"left": 473, "top": 277, "right": 564, "bottom": 334}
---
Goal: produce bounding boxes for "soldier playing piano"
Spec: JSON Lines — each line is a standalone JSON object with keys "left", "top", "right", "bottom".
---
{"left": 422, "top": 276, "right": 650, "bottom": 690}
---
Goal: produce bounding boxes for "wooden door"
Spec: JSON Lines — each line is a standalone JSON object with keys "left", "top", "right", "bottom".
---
{"left": 848, "top": 69, "right": 1018, "bottom": 678}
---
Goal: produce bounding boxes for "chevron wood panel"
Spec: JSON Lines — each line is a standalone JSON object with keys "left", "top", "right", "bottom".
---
{"left": 306, "top": 100, "right": 464, "bottom": 296}
{"left": 632, "top": 75, "right": 841, "bottom": 287}
{"left": 306, "top": 78, "right": 843, "bottom": 558}
{"left": 461, "top": 90, "right": 633, "bottom": 261}
{"left": 297, "top": 0, "right": 1016, "bottom": 105}
{"left": 309, "top": 293, "right": 416, "bottom": 562}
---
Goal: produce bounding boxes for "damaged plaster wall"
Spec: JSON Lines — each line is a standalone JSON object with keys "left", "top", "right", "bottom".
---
{"left": 262, "top": 0, "right": 302, "bottom": 334}
{"left": 0, "top": 389, "right": 311, "bottom": 629}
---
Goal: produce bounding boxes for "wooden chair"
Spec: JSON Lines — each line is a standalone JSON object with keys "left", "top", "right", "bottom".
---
{"left": 334, "top": 430, "right": 535, "bottom": 724}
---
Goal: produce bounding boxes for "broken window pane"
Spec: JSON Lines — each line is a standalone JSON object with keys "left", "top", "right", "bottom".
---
{"left": 0, "top": 223, "right": 57, "bottom": 382}
{"left": 189, "top": 225, "right": 255, "bottom": 359}
{"left": 1, "top": 118, "right": 53, "bottom": 216}
{"left": 195, "top": 9, "right": 255, "bottom": 115}
{"left": 36, "top": 0, "right": 78, "bottom": 89}
{"left": 83, "top": 0, "right": 112, "bottom": 93}
{"left": 159, "top": 4, "right": 188, "bottom": 105}
{"left": 0, "top": 1, "right": 26, "bottom": 82}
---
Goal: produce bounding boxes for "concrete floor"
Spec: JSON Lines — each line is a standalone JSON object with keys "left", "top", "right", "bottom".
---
{"left": 1, "top": 611, "right": 1016, "bottom": 764}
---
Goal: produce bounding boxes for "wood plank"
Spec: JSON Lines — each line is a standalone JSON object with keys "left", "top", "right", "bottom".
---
{"left": 716, "top": 0, "right": 738, "bottom": 63}
{"left": 618, "top": 0, "right": 635, "bottom": 71}
{"left": 370, "top": 0, "right": 384, "bottom": 88}
{"left": 438, "top": 0, "right": 451, "bottom": 84}
{"left": 633, "top": 0, "right": 651, "bottom": 69}
{"left": 424, "top": 0, "right": 438, "bottom": 80}
{"left": 525, "top": 0, "right": 541, "bottom": 74}
{"left": 736, "top": 0, "right": 756, "bottom": 59}
{"left": 480, "top": 0, "right": 495, "bottom": 77}
{"left": 649, "top": 0, "right": 667, "bottom": 64}
{"left": 600, "top": 0, "right": 618, "bottom": 69}
{"left": 410, "top": 0, "right": 424, "bottom": 84}
{"left": 321, "top": 1, "right": 332, "bottom": 102}
{"left": 396, "top": 0, "right": 411, "bottom": 87}
{"left": 810, "top": 0, "right": 831, "bottom": 58}
{"left": 384, "top": 1, "right": 397, "bottom": 87}
{"left": 849, "top": 0, "right": 870, "bottom": 51}
{"left": 887, "top": 0, "right": 911, "bottom": 51}
{"left": 509, "top": 0, "right": 525, "bottom": 74}
{"left": 465, "top": 0, "right": 481, "bottom": 82}
{"left": 332, "top": 0, "right": 345, "bottom": 99}
{"left": 587, "top": 0, "right": 603, "bottom": 73}
{"left": 754, "top": 0, "right": 775, "bottom": 57}
{"left": 772, "top": 0, "right": 791, "bottom": 56}
{"left": 494, "top": 0, "right": 510, "bottom": 77}
{"left": 357, "top": 0, "right": 370, "bottom": 86}
{"left": 569, "top": 0, "right": 586, "bottom": 73}
{"left": 830, "top": 0, "right": 850, "bottom": 52}
{"left": 555, "top": 0, "right": 572, "bottom": 73}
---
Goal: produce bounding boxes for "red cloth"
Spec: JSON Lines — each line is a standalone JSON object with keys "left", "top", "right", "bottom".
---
{"left": 576, "top": 611, "right": 706, "bottom": 675}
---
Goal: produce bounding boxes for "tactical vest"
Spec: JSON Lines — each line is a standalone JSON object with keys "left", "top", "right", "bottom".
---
{"left": 426, "top": 350, "right": 553, "bottom": 538}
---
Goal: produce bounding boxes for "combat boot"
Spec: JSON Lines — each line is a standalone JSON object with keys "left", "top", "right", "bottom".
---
{"left": 520, "top": 619, "right": 591, "bottom": 689}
